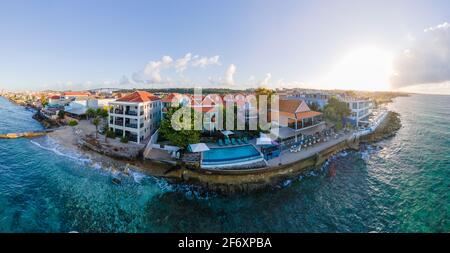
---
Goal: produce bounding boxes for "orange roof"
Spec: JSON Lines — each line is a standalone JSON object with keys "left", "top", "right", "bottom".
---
{"left": 63, "top": 91, "right": 91, "bottom": 96}
{"left": 161, "top": 93, "right": 181, "bottom": 103}
{"left": 278, "top": 99, "right": 302, "bottom": 113}
{"left": 295, "top": 111, "right": 322, "bottom": 120}
{"left": 116, "top": 91, "right": 161, "bottom": 103}
{"left": 193, "top": 106, "right": 216, "bottom": 113}
{"left": 49, "top": 95, "right": 61, "bottom": 99}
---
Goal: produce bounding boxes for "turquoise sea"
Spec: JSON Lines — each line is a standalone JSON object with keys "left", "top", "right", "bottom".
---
{"left": 0, "top": 94, "right": 448, "bottom": 232}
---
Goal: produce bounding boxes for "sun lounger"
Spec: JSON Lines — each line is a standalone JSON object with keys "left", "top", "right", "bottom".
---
{"left": 224, "top": 138, "right": 230, "bottom": 145}
{"left": 231, "top": 138, "right": 237, "bottom": 145}
{"left": 236, "top": 138, "right": 243, "bottom": 145}
{"left": 217, "top": 139, "right": 224, "bottom": 146}
{"left": 243, "top": 137, "right": 249, "bottom": 144}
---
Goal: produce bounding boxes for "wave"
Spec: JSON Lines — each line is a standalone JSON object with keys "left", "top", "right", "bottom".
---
{"left": 30, "top": 138, "right": 91, "bottom": 165}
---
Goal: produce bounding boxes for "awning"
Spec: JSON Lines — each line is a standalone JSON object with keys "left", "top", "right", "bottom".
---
{"left": 65, "top": 107, "right": 87, "bottom": 115}
{"left": 221, "top": 130, "right": 234, "bottom": 136}
{"left": 256, "top": 137, "right": 273, "bottom": 145}
{"left": 188, "top": 143, "right": 210, "bottom": 152}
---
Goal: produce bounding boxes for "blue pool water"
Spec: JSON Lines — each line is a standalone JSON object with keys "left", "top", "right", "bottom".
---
{"left": 202, "top": 145, "right": 261, "bottom": 164}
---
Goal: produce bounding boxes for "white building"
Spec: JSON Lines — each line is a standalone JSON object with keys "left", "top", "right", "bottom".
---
{"left": 108, "top": 91, "right": 162, "bottom": 144}
{"left": 340, "top": 97, "right": 374, "bottom": 127}
{"left": 64, "top": 98, "right": 115, "bottom": 118}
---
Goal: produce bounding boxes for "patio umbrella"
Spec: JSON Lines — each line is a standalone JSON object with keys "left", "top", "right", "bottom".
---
{"left": 188, "top": 143, "right": 210, "bottom": 152}
{"left": 221, "top": 130, "right": 234, "bottom": 136}
{"left": 256, "top": 137, "right": 273, "bottom": 145}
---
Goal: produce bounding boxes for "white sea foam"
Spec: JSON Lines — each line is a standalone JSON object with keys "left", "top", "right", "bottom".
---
{"left": 30, "top": 139, "right": 91, "bottom": 164}
{"left": 129, "top": 170, "right": 147, "bottom": 184}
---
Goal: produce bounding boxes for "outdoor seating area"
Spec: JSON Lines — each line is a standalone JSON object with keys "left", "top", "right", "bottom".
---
{"left": 217, "top": 136, "right": 249, "bottom": 146}
{"left": 284, "top": 128, "right": 337, "bottom": 153}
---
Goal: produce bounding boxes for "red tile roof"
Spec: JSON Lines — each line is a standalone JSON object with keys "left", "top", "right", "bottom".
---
{"left": 116, "top": 91, "right": 161, "bottom": 103}
{"left": 295, "top": 111, "right": 322, "bottom": 120}
{"left": 49, "top": 95, "right": 61, "bottom": 99}
{"left": 63, "top": 91, "right": 91, "bottom": 96}
{"left": 161, "top": 93, "right": 179, "bottom": 103}
{"left": 278, "top": 99, "right": 302, "bottom": 114}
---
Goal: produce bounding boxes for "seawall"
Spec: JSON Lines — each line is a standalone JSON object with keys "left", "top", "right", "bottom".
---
{"left": 160, "top": 111, "right": 400, "bottom": 194}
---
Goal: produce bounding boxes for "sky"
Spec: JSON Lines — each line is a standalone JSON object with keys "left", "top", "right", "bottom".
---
{"left": 0, "top": 0, "right": 449, "bottom": 94}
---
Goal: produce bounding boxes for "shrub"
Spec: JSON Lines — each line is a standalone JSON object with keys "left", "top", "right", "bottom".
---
{"left": 120, "top": 136, "right": 129, "bottom": 143}
{"left": 106, "top": 130, "right": 116, "bottom": 139}
{"left": 68, "top": 120, "right": 78, "bottom": 126}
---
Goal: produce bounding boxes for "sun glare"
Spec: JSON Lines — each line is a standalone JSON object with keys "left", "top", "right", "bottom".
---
{"left": 319, "top": 46, "right": 394, "bottom": 91}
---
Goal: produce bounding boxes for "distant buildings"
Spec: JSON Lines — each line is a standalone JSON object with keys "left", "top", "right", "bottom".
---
{"left": 108, "top": 91, "right": 162, "bottom": 144}
{"left": 287, "top": 92, "right": 331, "bottom": 109}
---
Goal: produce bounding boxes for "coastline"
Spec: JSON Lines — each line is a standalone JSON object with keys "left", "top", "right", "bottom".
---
{"left": 48, "top": 111, "right": 400, "bottom": 194}
{"left": 3, "top": 94, "right": 402, "bottom": 193}
{"left": 159, "top": 111, "right": 402, "bottom": 193}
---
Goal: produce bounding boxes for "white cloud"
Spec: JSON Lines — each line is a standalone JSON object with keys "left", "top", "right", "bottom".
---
{"left": 175, "top": 53, "right": 192, "bottom": 73}
{"left": 391, "top": 21, "right": 450, "bottom": 88}
{"left": 192, "top": 55, "right": 221, "bottom": 68}
{"left": 224, "top": 64, "right": 236, "bottom": 86}
{"left": 259, "top": 73, "right": 272, "bottom": 87}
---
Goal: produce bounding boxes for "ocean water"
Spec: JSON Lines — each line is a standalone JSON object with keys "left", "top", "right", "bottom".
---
{"left": 0, "top": 94, "right": 448, "bottom": 232}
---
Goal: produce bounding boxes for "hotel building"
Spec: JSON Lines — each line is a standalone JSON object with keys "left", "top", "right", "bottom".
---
{"left": 340, "top": 97, "right": 374, "bottom": 127}
{"left": 108, "top": 91, "right": 162, "bottom": 144}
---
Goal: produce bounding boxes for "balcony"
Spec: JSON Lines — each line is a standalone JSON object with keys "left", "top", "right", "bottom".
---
{"left": 125, "top": 123, "right": 138, "bottom": 129}
{"left": 140, "top": 123, "right": 144, "bottom": 128}
{"left": 125, "top": 110, "right": 138, "bottom": 116}
{"left": 112, "top": 109, "right": 123, "bottom": 114}
{"left": 114, "top": 120, "right": 124, "bottom": 126}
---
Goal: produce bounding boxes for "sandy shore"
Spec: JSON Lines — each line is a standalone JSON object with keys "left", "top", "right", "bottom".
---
{"left": 47, "top": 124, "right": 172, "bottom": 177}
{"left": 47, "top": 126, "right": 139, "bottom": 174}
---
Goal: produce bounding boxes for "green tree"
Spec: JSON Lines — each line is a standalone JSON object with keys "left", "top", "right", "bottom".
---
{"left": 96, "top": 107, "right": 109, "bottom": 118}
{"left": 86, "top": 108, "right": 96, "bottom": 120}
{"left": 92, "top": 117, "right": 100, "bottom": 139}
{"left": 40, "top": 95, "right": 48, "bottom": 107}
{"left": 323, "top": 97, "right": 351, "bottom": 129}
{"left": 57, "top": 110, "right": 65, "bottom": 119}
{"left": 309, "top": 102, "right": 320, "bottom": 112}
{"left": 159, "top": 106, "right": 201, "bottom": 149}
{"left": 255, "top": 87, "right": 275, "bottom": 131}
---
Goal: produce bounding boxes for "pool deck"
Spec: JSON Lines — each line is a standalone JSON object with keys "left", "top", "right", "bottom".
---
{"left": 204, "top": 131, "right": 355, "bottom": 168}
{"left": 265, "top": 131, "right": 355, "bottom": 167}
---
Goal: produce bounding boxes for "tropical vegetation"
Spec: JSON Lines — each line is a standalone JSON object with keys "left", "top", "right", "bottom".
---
{"left": 159, "top": 106, "right": 201, "bottom": 149}
{"left": 323, "top": 97, "right": 351, "bottom": 130}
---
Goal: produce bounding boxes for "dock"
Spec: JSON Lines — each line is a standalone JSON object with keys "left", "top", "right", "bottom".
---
{"left": 0, "top": 130, "right": 52, "bottom": 139}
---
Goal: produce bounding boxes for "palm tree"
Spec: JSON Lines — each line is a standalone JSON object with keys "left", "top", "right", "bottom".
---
{"left": 86, "top": 108, "right": 96, "bottom": 120}
{"left": 92, "top": 117, "right": 100, "bottom": 139}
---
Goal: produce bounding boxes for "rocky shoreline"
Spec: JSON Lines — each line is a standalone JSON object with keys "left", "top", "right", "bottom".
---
{"left": 159, "top": 111, "right": 402, "bottom": 194}
{"left": 360, "top": 111, "right": 402, "bottom": 143}
{"left": 17, "top": 91, "right": 401, "bottom": 194}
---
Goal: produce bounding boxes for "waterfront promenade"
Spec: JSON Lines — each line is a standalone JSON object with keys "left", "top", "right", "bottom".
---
{"left": 266, "top": 132, "right": 354, "bottom": 167}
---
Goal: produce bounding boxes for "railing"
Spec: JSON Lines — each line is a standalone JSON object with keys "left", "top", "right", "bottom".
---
{"left": 125, "top": 123, "right": 138, "bottom": 128}
{"left": 114, "top": 109, "right": 123, "bottom": 114}
{"left": 127, "top": 135, "right": 138, "bottom": 142}
{"left": 114, "top": 120, "right": 124, "bottom": 126}
{"left": 125, "top": 110, "right": 138, "bottom": 116}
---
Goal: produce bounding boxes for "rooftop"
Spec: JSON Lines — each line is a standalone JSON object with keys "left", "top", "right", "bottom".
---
{"left": 116, "top": 91, "right": 161, "bottom": 103}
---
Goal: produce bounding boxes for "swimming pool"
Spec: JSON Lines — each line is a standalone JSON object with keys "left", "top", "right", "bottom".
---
{"left": 202, "top": 144, "right": 264, "bottom": 169}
